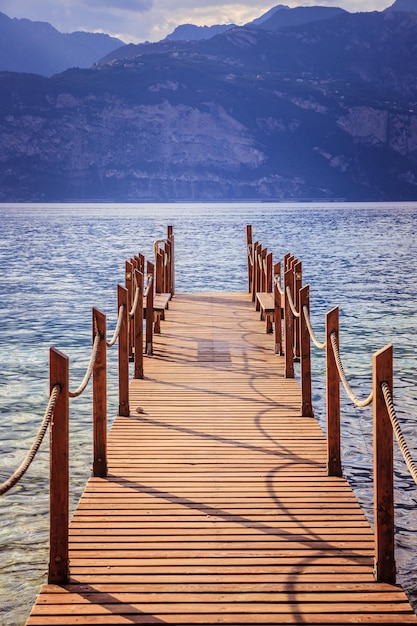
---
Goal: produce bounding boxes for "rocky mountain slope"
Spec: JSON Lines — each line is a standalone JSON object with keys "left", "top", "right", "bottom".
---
{"left": 1, "top": 10, "right": 417, "bottom": 201}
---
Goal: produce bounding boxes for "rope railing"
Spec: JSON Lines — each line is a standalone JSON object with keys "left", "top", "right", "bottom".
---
{"left": 302, "top": 304, "right": 326, "bottom": 350}
{"left": 246, "top": 226, "right": 417, "bottom": 584}
{"left": 330, "top": 332, "right": 374, "bottom": 408}
{"left": 129, "top": 286, "right": 140, "bottom": 319}
{"left": 286, "top": 285, "right": 300, "bottom": 319}
{"left": 106, "top": 304, "right": 125, "bottom": 348}
{"left": 274, "top": 274, "right": 284, "bottom": 296}
{"left": 69, "top": 332, "right": 101, "bottom": 398}
{"left": 144, "top": 273, "right": 153, "bottom": 298}
{"left": 1, "top": 225, "right": 175, "bottom": 588}
{"left": 382, "top": 382, "right": 417, "bottom": 486}
{"left": 0, "top": 384, "right": 60, "bottom": 496}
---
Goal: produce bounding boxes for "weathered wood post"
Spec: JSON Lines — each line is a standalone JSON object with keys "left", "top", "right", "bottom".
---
{"left": 134, "top": 270, "right": 144, "bottom": 379}
{"left": 274, "top": 262, "right": 283, "bottom": 355}
{"left": 118, "top": 285, "right": 130, "bottom": 417}
{"left": 92, "top": 308, "right": 107, "bottom": 478}
{"left": 326, "top": 306, "right": 342, "bottom": 477}
{"left": 146, "top": 261, "right": 154, "bottom": 356}
{"left": 49, "top": 347, "right": 69, "bottom": 584}
{"left": 165, "top": 240, "right": 171, "bottom": 296}
{"left": 299, "top": 285, "right": 313, "bottom": 418}
{"left": 284, "top": 268, "right": 294, "bottom": 378}
{"left": 246, "top": 225, "right": 253, "bottom": 293}
{"left": 373, "top": 344, "right": 395, "bottom": 584}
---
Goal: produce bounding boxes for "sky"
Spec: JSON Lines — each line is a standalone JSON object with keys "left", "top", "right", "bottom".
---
{"left": 0, "top": 0, "right": 395, "bottom": 44}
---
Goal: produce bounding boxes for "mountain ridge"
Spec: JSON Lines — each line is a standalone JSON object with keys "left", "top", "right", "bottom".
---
{"left": 0, "top": 11, "right": 124, "bottom": 77}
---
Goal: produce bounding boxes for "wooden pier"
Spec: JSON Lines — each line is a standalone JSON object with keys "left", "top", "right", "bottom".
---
{"left": 26, "top": 289, "right": 417, "bottom": 625}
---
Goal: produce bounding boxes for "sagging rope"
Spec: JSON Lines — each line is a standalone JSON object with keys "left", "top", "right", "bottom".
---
{"left": 286, "top": 285, "right": 300, "bottom": 319}
{"left": 0, "top": 384, "right": 60, "bottom": 496}
{"left": 330, "top": 332, "right": 374, "bottom": 408}
{"left": 144, "top": 273, "right": 153, "bottom": 298}
{"left": 129, "top": 286, "right": 140, "bottom": 319}
{"left": 382, "top": 382, "right": 417, "bottom": 486}
{"left": 69, "top": 332, "right": 101, "bottom": 398}
{"left": 302, "top": 305, "right": 326, "bottom": 350}
{"left": 106, "top": 304, "right": 125, "bottom": 348}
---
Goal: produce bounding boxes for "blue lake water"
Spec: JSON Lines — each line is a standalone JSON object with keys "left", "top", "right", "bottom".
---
{"left": 1, "top": 202, "right": 417, "bottom": 624}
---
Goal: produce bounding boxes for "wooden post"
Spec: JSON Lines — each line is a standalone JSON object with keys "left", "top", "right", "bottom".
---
{"left": 261, "top": 248, "right": 267, "bottom": 293}
{"left": 251, "top": 242, "right": 259, "bottom": 302}
{"left": 92, "top": 308, "right": 107, "bottom": 478}
{"left": 266, "top": 252, "right": 273, "bottom": 293}
{"left": 134, "top": 270, "right": 144, "bottom": 379}
{"left": 49, "top": 347, "right": 69, "bottom": 584}
{"left": 284, "top": 268, "right": 294, "bottom": 378}
{"left": 274, "top": 262, "right": 283, "bottom": 355}
{"left": 126, "top": 261, "right": 134, "bottom": 359}
{"left": 299, "top": 285, "right": 313, "bottom": 417}
{"left": 373, "top": 344, "right": 395, "bottom": 584}
{"left": 167, "top": 225, "right": 175, "bottom": 296}
{"left": 294, "top": 261, "right": 302, "bottom": 360}
{"left": 284, "top": 252, "right": 291, "bottom": 272}
{"left": 146, "top": 261, "right": 154, "bottom": 356}
{"left": 165, "top": 240, "right": 172, "bottom": 296}
{"left": 326, "top": 307, "right": 342, "bottom": 477}
{"left": 137, "top": 253, "right": 145, "bottom": 275}
{"left": 118, "top": 285, "right": 129, "bottom": 417}
{"left": 156, "top": 250, "right": 163, "bottom": 294}
{"left": 246, "top": 225, "right": 253, "bottom": 293}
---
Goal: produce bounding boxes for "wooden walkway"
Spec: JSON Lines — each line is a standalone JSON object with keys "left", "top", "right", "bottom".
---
{"left": 27, "top": 292, "right": 417, "bottom": 625}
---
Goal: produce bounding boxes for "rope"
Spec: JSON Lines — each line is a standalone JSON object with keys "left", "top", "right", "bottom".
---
{"left": 129, "top": 286, "right": 140, "bottom": 318}
{"left": 302, "top": 305, "right": 326, "bottom": 350}
{"left": 144, "top": 273, "right": 153, "bottom": 298}
{"left": 106, "top": 304, "right": 125, "bottom": 347}
{"left": 274, "top": 274, "right": 284, "bottom": 296}
{"left": 69, "top": 332, "right": 101, "bottom": 398}
{"left": 330, "top": 332, "right": 374, "bottom": 408}
{"left": 0, "top": 385, "right": 60, "bottom": 496}
{"left": 382, "top": 382, "right": 417, "bottom": 485}
{"left": 286, "top": 285, "right": 300, "bottom": 318}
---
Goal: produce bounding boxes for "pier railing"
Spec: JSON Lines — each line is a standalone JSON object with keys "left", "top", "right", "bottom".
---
{"left": 247, "top": 224, "right": 417, "bottom": 585}
{"left": 0, "top": 226, "right": 174, "bottom": 584}
{"left": 2, "top": 224, "right": 416, "bottom": 589}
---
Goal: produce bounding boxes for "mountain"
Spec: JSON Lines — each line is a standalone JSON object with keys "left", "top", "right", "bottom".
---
{"left": 385, "top": 0, "right": 417, "bottom": 12}
{"left": 165, "top": 23, "right": 237, "bottom": 42}
{"left": 0, "top": 12, "right": 124, "bottom": 77}
{"left": 1, "top": 10, "right": 417, "bottom": 202}
{"left": 248, "top": 5, "right": 347, "bottom": 30}
{"left": 251, "top": 5, "right": 291, "bottom": 26}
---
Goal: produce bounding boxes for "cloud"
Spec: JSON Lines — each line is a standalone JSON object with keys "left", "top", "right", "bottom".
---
{"left": 85, "top": 0, "right": 152, "bottom": 10}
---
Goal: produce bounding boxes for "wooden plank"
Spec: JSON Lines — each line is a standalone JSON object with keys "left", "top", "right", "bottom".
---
{"left": 26, "top": 292, "right": 417, "bottom": 626}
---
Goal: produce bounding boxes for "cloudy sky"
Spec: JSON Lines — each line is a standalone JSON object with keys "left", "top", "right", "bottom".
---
{"left": 0, "top": 0, "right": 395, "bottom": 44}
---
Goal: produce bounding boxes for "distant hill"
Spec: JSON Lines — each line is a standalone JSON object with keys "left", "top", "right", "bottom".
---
{"left": 0, "top": 12, "right": 124, "bottom": 76}
{"left": 165, "top": 23, "right": 236, "bottom": 42}
{"left": 100, "top": 4, "right": 348, "bottom": 66}
{"left": 250, "top": 6, "right": 347, "bottom": 30}
{"left": 385, "top": 0, "right": 417, "bottom": 12}
{"left": 1, "top": 11, "right": 417, "bottom": 202}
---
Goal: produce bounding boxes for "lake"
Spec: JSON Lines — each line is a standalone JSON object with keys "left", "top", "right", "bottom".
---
{"left": 1, "top": 202, "right": 417, "bottom": 624}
